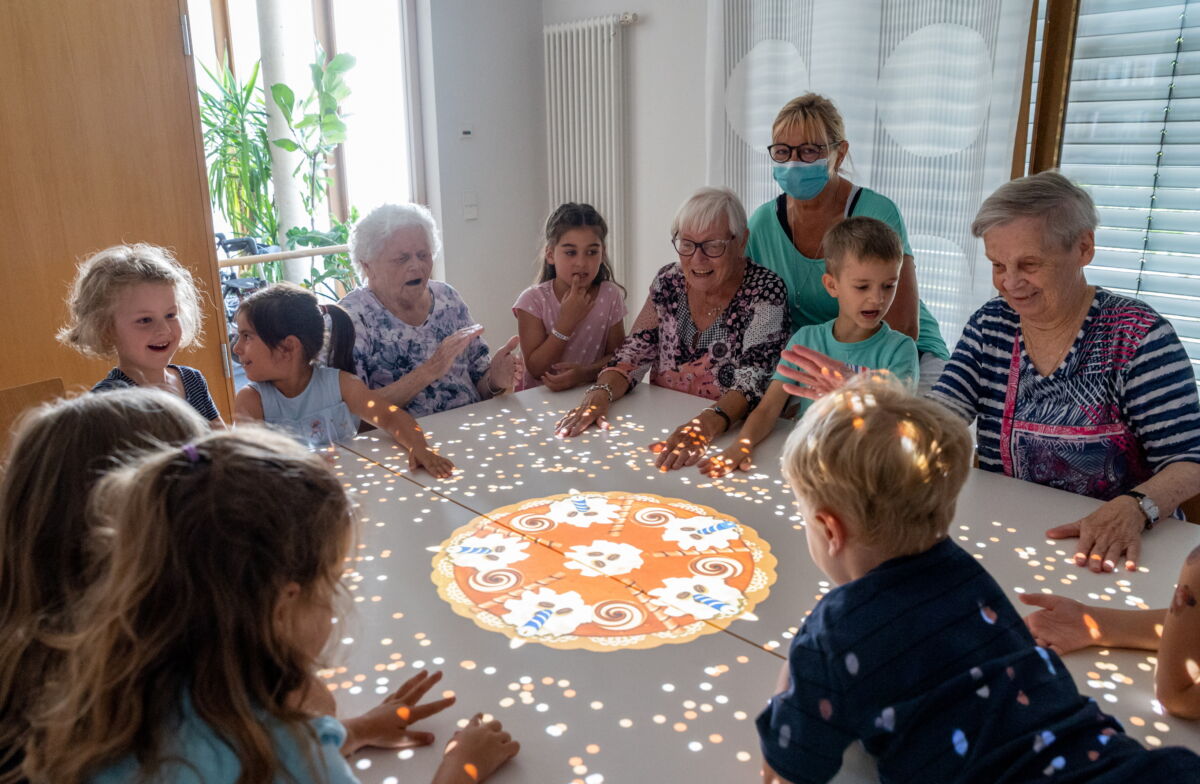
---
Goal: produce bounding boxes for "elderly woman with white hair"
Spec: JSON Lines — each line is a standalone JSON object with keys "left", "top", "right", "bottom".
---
{"left": 557, "top": 187, "right": 792, "bottom": 470}
{"left": 778, "top": 171, "right": 1200, "bottom": 573}
{"left": 337, "top": 203, "right": 519, "bottom": 417}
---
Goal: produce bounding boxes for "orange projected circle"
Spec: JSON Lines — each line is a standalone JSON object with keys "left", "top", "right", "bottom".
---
{"left": 430, "top": 491, "right": 776, "bottom": 651}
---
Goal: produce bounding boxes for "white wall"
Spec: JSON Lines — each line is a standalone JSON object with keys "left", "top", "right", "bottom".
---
{"left": 417, "top": 0, "right": 548, "bottom": 347}
{"left": 543, "top": 1, "right": 706, "bottom": 303}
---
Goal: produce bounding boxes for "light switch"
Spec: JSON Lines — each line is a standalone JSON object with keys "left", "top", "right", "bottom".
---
{"left": 464, "top": 204, "right": 479, "bottom": 221}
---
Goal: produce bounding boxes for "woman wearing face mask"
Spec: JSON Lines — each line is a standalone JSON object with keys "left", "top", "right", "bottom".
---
{"left": 746, "top": 93, "right": 949, "bottom": 390}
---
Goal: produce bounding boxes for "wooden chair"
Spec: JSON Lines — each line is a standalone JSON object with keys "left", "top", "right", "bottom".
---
{"left": 0, "top": 378, "right": 65, "bottom": 457}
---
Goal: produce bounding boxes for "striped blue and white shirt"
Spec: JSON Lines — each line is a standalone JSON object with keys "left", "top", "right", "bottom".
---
{"left": 929, "top": 289, "right": 1200, "bottom": 501}
{"left": 93, "top": 364, "right": 220, "bottom": 422}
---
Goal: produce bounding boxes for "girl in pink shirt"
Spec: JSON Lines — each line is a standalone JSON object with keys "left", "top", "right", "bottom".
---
{"left": 513, "top": 203, "right": 626, "bottom": 391}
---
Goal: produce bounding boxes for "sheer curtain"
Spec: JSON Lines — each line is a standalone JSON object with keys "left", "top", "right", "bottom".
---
{"left": 706, "top": 0, "right": 1034, "bottom": 345}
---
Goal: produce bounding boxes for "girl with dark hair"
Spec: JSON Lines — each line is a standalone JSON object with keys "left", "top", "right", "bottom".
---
{"left": 512, "top": 203, "right": 626, "bottom": 391}
{"left": 233, "top": 283, "right": 453, "bottom": 476}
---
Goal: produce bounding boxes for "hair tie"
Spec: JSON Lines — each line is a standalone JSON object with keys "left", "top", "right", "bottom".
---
{"left": 181, "top": 443, "right": 200, "bottom": 464}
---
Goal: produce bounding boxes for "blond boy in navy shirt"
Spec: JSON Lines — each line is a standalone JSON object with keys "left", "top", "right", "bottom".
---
{"left": 758, "top": 375, "right": 1199, "bottom": 783}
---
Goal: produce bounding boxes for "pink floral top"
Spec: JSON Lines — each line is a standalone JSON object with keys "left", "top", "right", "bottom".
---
{"left": 607, "top": 261, "right": 791, "bottom": 406}
{"left": 512, "top": 280, "right": 627, "bottom": 390}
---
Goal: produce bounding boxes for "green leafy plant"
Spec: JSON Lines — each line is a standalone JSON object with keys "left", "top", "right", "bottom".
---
{"left": 289, "top": 207, "right": 362, "bottom": 301}
{"left": 270, "top": 49, "right": 356, "bottom": 229}
{"left": 198, "top": 59, "right": 278, "bottom": 244}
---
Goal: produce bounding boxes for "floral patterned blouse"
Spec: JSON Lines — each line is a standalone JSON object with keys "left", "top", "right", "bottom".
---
{"left": 607, "top": 260, "right": 791, "bottom": 407}
{"left": 339, "top": 281, "right": 490, "bottom": 418}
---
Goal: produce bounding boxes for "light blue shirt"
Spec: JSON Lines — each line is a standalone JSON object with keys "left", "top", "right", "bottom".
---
{"left": 250, "top": 365, "right": 359, "bottom": 447}
{"left": 775, "top": 319, "right": 918, "bottom": 417}
{"left": 91, "top": 695, "right": 358, "bottom": 783}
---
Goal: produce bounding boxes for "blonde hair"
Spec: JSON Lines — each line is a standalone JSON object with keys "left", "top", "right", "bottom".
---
{"left": 823, "top": 217, "right": 903, "bottom": 276}
{"left": 25, "top": 427, "right": 352, "bottom": 784}
{"left": 0, "top": 389, "right": 207, "bottom": 783}
{"left": 782, "top": 374, "right": 972, "bottom": 555}
{"left": 57, "top": 244, "right": 204, "bottom": 358}
{"left": 772, "top": 93, "right": 849, "bottom": 175}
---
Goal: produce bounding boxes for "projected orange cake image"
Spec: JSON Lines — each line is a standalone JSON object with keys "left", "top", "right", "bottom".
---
{"left": 430, "top": 491, "right": 776, "bottom": 651}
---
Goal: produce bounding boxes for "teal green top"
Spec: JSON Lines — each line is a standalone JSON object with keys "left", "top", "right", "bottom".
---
{"left": 746, "top": 189, "right": 950, "bottom": 359}
{"left": 774, "top": 319, "right": 919, "bottom": 417}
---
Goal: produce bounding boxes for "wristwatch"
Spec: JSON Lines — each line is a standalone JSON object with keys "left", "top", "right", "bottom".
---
{"left": 705, "top": 404, "right": 732, "bottom": 431}
{"left": 1124, "top": 490, "right": 1160, "bottom": 530}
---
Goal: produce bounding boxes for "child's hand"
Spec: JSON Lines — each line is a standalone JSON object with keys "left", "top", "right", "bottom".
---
{"left": 342, "top": 670, "right": 457, "bottom": 754}
{"left": 438, "top": 714, "right": 520, "bottom": 784}
{"left": 410, "top": 446, "right": 455, "bottom": 478}
{"left": 699, "top": 442, "right": 754, "bottom": 478}
{"left": 1019, "top": 593, "right": 1096, "bottom": 654}
{"left": 556, "top": 277, "right": 597, "bottom": 334}
{"left": 542, "top": 362, "right": 586, "bottom": 392}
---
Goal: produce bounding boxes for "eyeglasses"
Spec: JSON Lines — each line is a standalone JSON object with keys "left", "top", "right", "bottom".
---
{"left": 767, "top": 142, "right": 835, "bottom": 163}
{"left": 672, "top": 235, "right": 734, "bottom": 258}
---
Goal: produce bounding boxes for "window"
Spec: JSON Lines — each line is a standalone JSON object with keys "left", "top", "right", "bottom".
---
{"left": 1033, "top": 0, "right": 1200, "bottom": 380}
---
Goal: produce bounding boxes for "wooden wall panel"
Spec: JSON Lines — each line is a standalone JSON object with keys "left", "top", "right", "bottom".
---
{"left": 0, "top": 0, "right": 233, "bottom": 418}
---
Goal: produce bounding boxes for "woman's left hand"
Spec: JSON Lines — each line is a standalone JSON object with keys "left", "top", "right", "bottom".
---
{"left": 649, "top": 415, "right": 715, "bottom": 471}
{"left": 1046, "top": 495, "right": 1144, "bottom": 572}
{"left": 486, "top": 336, "right": 521, "bottom": 393}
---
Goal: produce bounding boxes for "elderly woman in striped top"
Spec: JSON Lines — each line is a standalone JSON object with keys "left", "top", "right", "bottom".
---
{"left": 778, "top": 171, "right": 1200, "bottom": 573}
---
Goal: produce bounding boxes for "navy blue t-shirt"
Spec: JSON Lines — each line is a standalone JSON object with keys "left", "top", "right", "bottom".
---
{"left": 757, "top": 538, "right": 1199, "bottom": 783}
{"left": 93, "top": 364, "right": 220, "bottom": 422}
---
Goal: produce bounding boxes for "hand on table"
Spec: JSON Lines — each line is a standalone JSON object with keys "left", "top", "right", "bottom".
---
{"left": 487, "top": 336, "right": 521, "bottom": 393}
{"left": 775, "top": 346, "right": 852, "bottom": 399}
{"left": 423, "top": 325, "right": 485, "bottom": 381}
{"left": 1046, "top": 495, "right": 1144, "bottom": 572}
{"left": 649, "top": 417, "right": 713, "bottom": 472}
{"left": 410, "top": 446, "right": 455, "bottom": 479}
{"left": 1018, "top": 594, "right": 1099, "bottom": 655}
{"left": 556, "top": 391, "right": 610, "bottom": 437}
{"left": 439, "top": 714, "right": 520, "bottom": 784}
{"left": 342, "top": 670, "right": 456, "bottom": 753}
{"left": 542, "top": 362, "right": 588, "bottom": 392}
{"left": 698, "top": 439, "right": 754, "bottom": 478}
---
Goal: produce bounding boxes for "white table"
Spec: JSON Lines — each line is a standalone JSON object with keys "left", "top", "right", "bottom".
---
{"left": 325, "top": 385, "right": 1200, "bottom": 783}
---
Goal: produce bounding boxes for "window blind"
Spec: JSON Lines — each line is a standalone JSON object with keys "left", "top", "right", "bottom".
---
{"left": 1036, "top": 0, "right": 1200, "bottom": 379}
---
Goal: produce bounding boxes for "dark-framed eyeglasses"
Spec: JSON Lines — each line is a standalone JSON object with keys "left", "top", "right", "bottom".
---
{"left": 672, "top": 235, "right": 734, "bottom": 258}
{"left": 767, "top": 142, "right": 834, "bottom": 163}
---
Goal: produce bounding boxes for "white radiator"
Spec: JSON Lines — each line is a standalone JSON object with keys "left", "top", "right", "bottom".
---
{"left": 543, "top": 13, "right": 636, "bottom": 287}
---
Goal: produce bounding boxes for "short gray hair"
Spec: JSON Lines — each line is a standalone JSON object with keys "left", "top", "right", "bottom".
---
{"left": 349, "top": 203, "right": 443, "bottom": 278}
{"left": 670, "top": 187, "right": 748, "bottom": 239}
{"left": 971, "top": 170, "right": 1098, "bottom": 250}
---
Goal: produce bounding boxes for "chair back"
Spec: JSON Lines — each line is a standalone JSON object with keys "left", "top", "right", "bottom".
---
{"left": 0, "top": 378, "right": 65, "bottom": 457}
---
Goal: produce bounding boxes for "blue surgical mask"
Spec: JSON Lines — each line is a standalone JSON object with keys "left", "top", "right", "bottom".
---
{"left": 773, "top": 159, "right": 830, "bottom": 201}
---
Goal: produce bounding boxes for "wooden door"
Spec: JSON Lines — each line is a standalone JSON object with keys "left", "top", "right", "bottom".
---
{"left": 0, "top": 0, "right": 233, "bottom": 418}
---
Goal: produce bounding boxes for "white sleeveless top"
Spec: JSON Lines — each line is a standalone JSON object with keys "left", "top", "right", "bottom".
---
{"left": 250, "top": 365, "right": 359, "bottom": 447}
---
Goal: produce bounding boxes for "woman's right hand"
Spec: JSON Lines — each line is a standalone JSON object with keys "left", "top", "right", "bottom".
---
{"left": 437, "top": 714, "right": 520, "bottom": 784}
{"left": 1018, "top": 593, "right": 1098, "bottom": 655}
{"left": 775, "top": 345, "right": 852, "bottom": 399}
{"left": 421, "top": 325, "right": 485, "bottom": 381}
{"left": 555, "top": 390, "right": 611, "bottom": 437}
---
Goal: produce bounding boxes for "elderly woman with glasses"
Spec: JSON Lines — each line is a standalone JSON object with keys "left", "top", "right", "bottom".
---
{"left": 556, "top": 187, "right": 791, "bottom": 471}
{"left": 748, "top": 93, "right": 949, "bottom": 392}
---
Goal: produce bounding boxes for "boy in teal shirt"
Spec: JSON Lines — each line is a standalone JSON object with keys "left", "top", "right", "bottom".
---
{"left": 701, "top": 216, "right": 917, "bottom": 477}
